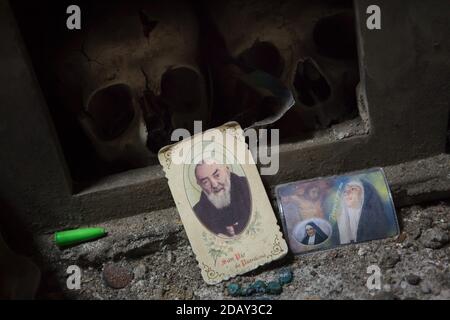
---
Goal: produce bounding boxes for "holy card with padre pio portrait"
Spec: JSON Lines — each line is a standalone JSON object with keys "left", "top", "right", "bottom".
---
{"left": 158, "top": 122, "right": 288, "bottom": 284}
{"left": 276, "top": 168, "right": 399, "bottom": 254}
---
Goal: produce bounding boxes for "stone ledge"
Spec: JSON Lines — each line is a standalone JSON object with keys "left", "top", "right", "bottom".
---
{"left": 36, "top": 201, "right": 449, "bottom": 300}
{"left": 36, "top": 154, "right": 450, "bottom": 270}
{"left": 384, "top": 153, "right": 450, "bottom": 207}
{"left": 36, "top": 207, "right": 187, "bottom": 269}
{"left": 33, "top": 154, "right": 450, "bottom": 300}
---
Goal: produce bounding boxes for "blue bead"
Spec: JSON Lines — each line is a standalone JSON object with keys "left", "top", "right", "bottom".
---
{"left": 240, "top": 286, "right": 256, "bottom": 296}
{"left": 251, "top": 280, "right": 267, "bottom": 294}
{"left": 266, "top": 281, "right": 282, "bottom": 295}
{"left": 227, "top": 283, "right": 241, "bottom": 297}
{"left": 279, "top": 268, "right": 293, "bottom": 285}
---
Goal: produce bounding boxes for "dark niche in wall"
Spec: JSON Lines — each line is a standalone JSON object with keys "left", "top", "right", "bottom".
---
{"left": 10, "top": 0, "right": 360, "bottom": 192}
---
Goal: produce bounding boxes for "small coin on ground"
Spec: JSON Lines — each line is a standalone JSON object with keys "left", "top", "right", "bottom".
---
{"left": 102, "top": 263, "right": 134, "bottom": 289}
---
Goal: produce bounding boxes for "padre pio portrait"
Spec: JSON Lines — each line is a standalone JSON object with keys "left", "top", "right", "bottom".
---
{"left": 158, "top": 122, "right": 288, "bottom": 284}
{"left": 192, "top": 158, "right": 251, "bottom": 238}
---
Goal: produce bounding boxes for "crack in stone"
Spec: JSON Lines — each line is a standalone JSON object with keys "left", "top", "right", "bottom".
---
{"left": 80, "top": 43, "right": 104, "bottom": 66}
{"left": 140, "top": 66, "right": 151, "bottom": 91}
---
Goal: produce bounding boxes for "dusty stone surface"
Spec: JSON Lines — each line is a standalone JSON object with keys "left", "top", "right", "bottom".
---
{"left": 35, "top": 201, "right": 449, "bottom": 300}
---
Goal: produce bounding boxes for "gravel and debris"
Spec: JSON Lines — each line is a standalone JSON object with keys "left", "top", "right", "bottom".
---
{"left": 36, "top": 201, "right": 449, "bottom": 300}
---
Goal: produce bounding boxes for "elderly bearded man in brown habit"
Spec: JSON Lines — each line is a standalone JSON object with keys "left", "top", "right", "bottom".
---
{"left": 193, "top": 159, "right": 251, "bottom": 238}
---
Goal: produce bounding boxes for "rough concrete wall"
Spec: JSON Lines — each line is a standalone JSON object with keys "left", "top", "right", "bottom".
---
{"left": 0, "top": 0, "right": 74, "bottom": 230}
{"left": 272, "top": 0, "right": 450, "bottom": 184}
{"left": 357, "top": 0, "right": 450, "bottom": 159}
{"left": 0, "top": 0, "right": 449, "bottom": 233}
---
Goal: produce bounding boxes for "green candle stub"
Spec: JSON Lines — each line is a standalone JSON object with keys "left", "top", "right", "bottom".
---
{"left": 55, "top": 228, "right": 106, "bottom": 247}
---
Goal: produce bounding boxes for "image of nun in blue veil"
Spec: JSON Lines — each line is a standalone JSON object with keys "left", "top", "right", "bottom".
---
{"left": 336, "top": 178, "right": 394, "bottom": 244}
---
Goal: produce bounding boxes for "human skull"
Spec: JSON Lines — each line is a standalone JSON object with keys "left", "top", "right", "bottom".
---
{"left": 202, "top": 0, "right": 359, "bottom": 136}
{"left": 55, "top": 0, "right": 359, "bottom": 167}
{"left": 55, "top": 0, "right": 209, "bottom": 166}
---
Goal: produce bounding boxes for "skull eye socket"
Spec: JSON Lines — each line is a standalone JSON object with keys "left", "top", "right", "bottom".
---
{"left": 160, "top": 67, "right": 208, "bottom": 131}
{"left": 293, "top": 58, "right": 331, "bottom": 107}
{"left": 238, "top": 41, "right": 284, "bottom": 78}
{"left": 87, "top": 83, "right": 135, "bottom": 141}
{"left": 160, "top": 67, "right": 203, "bottom": 114}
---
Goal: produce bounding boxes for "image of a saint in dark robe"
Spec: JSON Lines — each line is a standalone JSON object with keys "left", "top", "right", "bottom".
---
{"left": 336, "top": 179, "right": 391, "bottom": 244}
{"left": 301, "top": 222, "right": 328, "bottom": 245}
{"left": 193, "top": 159, "right": 251, "bottom": 238}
